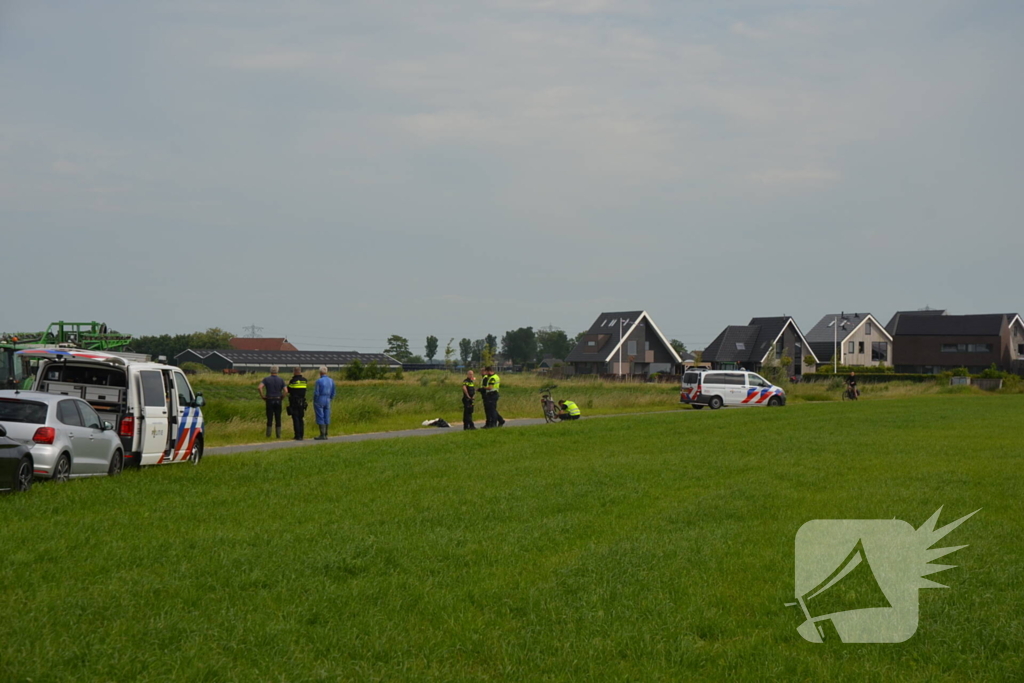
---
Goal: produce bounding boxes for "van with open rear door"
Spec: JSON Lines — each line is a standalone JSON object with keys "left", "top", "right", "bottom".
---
{"left": 17, "top": 349, "right": 206, "bottom": 467}
{"left": 680, "top": 370, "right": 786, "bottom": 409}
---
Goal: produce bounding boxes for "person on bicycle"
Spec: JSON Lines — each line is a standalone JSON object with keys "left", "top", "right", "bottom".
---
{"left": 845, "top": 372, "right": 858, "bottom": 399}
{"left": 557, "top": 399, "right": 582, "bottom": 421}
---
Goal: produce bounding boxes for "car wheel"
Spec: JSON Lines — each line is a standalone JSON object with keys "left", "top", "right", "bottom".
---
{"left": 16, "top": 457, "right": 33, "bottom": 492}
{"left": 188, "top": 438, "right": 203, "bottom": 466}
{"left": 53, "top": 453, "right": 71, "bottom": 483}
{"left": 708, "top": 396, "right": 723, "bottom": 410}
{"left": 767, "top": 396, "right": 782, "bottom": 407}
{"left": 692, "top": 405, "right": 705, "bottom": 410}
{"left": 108, "top": 450, "right": 124, "bottom": 477}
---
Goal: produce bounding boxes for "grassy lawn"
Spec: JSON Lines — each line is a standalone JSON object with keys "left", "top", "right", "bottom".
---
{"left": 191, "top": 370, "right": 1015, "bottom": 447}
{"left": 2, "top": 395, "right": 1021, "bottom": 681}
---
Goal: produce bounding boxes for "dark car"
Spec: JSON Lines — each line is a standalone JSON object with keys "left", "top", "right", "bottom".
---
{"left": 0, "top": 424, "right": 33, "bottom": 493}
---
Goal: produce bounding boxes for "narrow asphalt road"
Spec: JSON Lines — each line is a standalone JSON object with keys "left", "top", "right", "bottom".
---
{"left": 205, "top": 410, "right": 686, "bottom": 457}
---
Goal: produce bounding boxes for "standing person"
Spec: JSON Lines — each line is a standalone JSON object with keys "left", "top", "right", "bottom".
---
{"left": 258, "top": 366, "right": 287, "bottom": 438}
{"left": 482, "top": 366, "right": 505, "bottom": 428}
{"left": 461, "top": 369, "right": 477, "bottom": 430}
{"left": 313, "top": 365, "right": 336, "bottom": 440}
{"left": 287, "top": 366, "right": 308, "bottom": 441}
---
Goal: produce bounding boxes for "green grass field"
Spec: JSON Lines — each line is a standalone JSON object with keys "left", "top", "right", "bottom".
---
{"left": 2, "top": 395, "right": 1021, "bottom": 681}
{"left": 191, "top": 370, "right": 1016, "bottom": 447}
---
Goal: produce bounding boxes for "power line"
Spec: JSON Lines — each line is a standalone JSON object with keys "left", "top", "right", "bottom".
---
{"left": 242, "top": 323, "right": 263, "bottom": 338}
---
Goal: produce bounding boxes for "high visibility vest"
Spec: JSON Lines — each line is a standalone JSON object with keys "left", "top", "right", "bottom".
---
{"left": 288, "top": 378, "right": 308, "bottom": 390}
{"left": 562, "top": 400, "right": 581, "bottom": 416}
{"left": 488, "top": 373, "right": 501, "bottom": 392}
{"left": 463, "top": 378, "right": 475, "bottom": 397}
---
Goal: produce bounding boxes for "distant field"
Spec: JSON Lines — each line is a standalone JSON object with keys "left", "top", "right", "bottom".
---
{"left": 2, "top": 395, "right": 1020, "bottom": 681}
{"left": 190, "top": 370, "right": 1015, "bottom": 447}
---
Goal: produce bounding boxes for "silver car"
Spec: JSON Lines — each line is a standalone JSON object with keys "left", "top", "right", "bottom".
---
{"left": 0, "top": 390, "right": 124, "bottom": 481}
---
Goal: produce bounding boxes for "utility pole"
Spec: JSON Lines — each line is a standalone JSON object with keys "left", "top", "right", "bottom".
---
{"left": 243, "top": 324, "right": 263, "bottom": 338}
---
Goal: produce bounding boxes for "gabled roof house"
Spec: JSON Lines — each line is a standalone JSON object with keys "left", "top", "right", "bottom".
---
{"left": 564, "top": 310, "right": 681, "bottom": 376}
{"left": 889, "top": 313, "right": 1024, "bottom": 374}
{"left": 805, "top": 312, "right": 893, "bottom": 367}
{"left": 703, "top": 316, "right": 818, "bottom": 376}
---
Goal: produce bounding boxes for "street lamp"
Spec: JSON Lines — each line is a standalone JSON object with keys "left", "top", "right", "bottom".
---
{"left": 827, "top": 313, "right": 850, "bottom": 374}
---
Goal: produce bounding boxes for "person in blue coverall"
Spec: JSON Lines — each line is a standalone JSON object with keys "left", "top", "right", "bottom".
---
{"left": 313, "top": 365, "right": 336, "bottom": 440}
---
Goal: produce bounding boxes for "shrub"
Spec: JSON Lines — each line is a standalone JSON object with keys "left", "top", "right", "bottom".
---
{"left": 179, "top": 362, "right": 211, "bottom": 375}
{"left": 345, "top": 360, "right": 365, "bottom": 381}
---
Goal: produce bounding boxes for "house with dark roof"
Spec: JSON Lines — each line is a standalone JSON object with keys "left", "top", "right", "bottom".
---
{"left": 702, "top": 316, "right": 818, "bottom": 376}
{"left": 175, "top": 349, "right": 400, "bottom": 374}
{"left": 805, "top": 312, "right": 893, "bottom": 368}
{"left": 885, "top": 309, "right": 946, "bottom": 336}
{"left": 890, "top": 313, "right": 1024, "bottom": 374}
{"left": 228, "top": 337, "right": 298, "bottom": 352}
{"left": 564, "top": 310, "right": 681, "bottom": 376}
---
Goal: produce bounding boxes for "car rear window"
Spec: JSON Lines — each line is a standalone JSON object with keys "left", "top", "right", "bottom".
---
{"left": 0, "top": 398, "right": 48, "bottom": 424}
{"left": 683, "top": 372, "right": 701, "bottom": 384}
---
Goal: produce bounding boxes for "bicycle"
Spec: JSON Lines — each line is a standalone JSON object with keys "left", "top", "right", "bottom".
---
{"left": 540, "top": 384, "right": 560, "bottom": 422}
{"left": 842, "top": 385, "right": 859, "bottom": 401}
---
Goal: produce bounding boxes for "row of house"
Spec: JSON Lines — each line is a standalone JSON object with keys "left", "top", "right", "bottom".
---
{"left": 559, "top": 309, "right": 1024, "bottom": 377}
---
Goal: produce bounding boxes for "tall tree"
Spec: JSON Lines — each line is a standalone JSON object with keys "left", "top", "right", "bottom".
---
{"left": 471, "top": 339, "right": 486, "bottom": 363}
{"left": 424, "top": 335, "right": 439, "bottom": 362}
{"left": 572, "top": 331, "right": 588, "bottom": 346}
{"left": 384, "top": 335, "right": 412, "bottom": 362}
{"left": 536, "top": 326, "right": 572, "bottom": 362}
{"left": 444, "top": 338, "right": 456, "bottom": 371}
{"left": 134, "top": 327, "right": 235, "bottom": 365}
{"left": 484, "top": 334, "right": 498, "bottom": 353}
{"left": 501, "top": 327, "right": 537, "bottom": 366}
{"left": 459, "top": 338, "right": 473, "bottom": 366}
{"left": 670, "top": 339, "right": 688, "bottom": 356}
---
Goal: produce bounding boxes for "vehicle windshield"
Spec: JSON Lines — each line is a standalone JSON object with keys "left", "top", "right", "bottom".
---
{"left": 0, "top": 398, "right": 48, "bottom": 424}
{"left": 682, "top": 372, "right": 701, "bottom": 384}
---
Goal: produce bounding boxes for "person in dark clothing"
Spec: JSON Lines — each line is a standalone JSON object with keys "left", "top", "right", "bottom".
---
{"left": 258, "top": 366, "right": 287, "bottom": 438}
{"left": 462, "top": 369, "right": 477, "bottom": 430}
{"left": 287, "top": 366, "right": 308, "bottom": 440}
{"left": 845, "top": 371, "right": 859, "bottom": 399}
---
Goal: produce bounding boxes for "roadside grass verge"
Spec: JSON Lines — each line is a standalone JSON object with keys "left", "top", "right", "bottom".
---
{"left": 1, "top": 396, "right": 1021, "bottom": 681}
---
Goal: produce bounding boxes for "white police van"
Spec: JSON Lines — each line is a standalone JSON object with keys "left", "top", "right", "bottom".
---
{"left": 680, "top": 369, "right": 786, "bottom": 409}
{"left": 17, "top": 349, "right": 206, "bottom": 467}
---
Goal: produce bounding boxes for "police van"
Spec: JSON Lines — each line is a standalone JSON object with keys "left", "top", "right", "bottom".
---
{"left": 680, "top": 369, "right": 786, "bottom": 409}
{"left": 17, "top": 349, "right": 206, "bottom": 467}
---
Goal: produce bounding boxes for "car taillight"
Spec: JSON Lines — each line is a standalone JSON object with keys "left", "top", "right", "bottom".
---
{"left": 119, "top": 415, "right": 135, "bottom": 437}
{"left": 32, "top": 427, "right": 55, "bottom": 444}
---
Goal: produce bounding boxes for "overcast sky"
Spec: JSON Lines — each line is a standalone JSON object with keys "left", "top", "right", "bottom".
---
{"left": 2, "top": 0, "right": 1021, "bottom": 354}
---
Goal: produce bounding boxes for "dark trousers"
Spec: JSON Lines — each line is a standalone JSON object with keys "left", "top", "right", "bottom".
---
{"left": 484, "top": 392, "right": 503, "bottom": 426}
{"left": 266, "top": 399, "right": 283, "bottom": 429}
{"left": 289, "top": 401, "right": 306, "bottom": 439}
{"left": 462, "top": 397, "right": 475, "bottom": 430}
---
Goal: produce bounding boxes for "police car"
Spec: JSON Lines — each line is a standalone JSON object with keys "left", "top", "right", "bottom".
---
{"left": 680, "top": 369, "right": 786, "bottom": 409}
{"left": 17, "top": 349, "right": 206, "bottom": 467}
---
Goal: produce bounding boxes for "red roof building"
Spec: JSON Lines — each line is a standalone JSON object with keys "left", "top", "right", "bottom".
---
{"left": 228, "top": 337, "right": 298, "bottom": 351}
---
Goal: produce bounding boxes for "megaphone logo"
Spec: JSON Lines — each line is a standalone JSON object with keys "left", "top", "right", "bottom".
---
{"left": 790, "top": 508, "right": 977, "bottom": 643}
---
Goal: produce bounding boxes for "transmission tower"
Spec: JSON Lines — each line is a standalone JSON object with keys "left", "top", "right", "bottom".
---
{"left": 243, "top": 324, "right": 264, "bottom": 338}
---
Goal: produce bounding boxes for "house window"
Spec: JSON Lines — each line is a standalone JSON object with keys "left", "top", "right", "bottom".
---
{"left": 627, "top": 341, "right": 637, "bottom": 356}
{"left": 941, "top": 343, "right": 993, "bottom": 353}
{"left": 858, "top": 341, "right": 865, "bottom": 354}
{"left": 1019, "top": 343, "right": 1024, "bottom": 355}
{"left": 645, "top": 341, "right": 650, "bottom": 352}
{"left": 776, "top": 344, "right": 783, "bottom": 359}
{"left": 847, "top": 341, "right": 855, "bottom": 354}
{"left": 866, "top": 321, "right": 872, "bottom": 335}
{"left": 587, "top": 341, "right": 596, "bottom": 347}
{"left": 871, "top": 342, "right": 888, "bottom": 362}
{"left": 735, "top": 342, "right": 745, "bottom": 350}
{"left": 968, "top": 343, "right": 992, "bottom": 353}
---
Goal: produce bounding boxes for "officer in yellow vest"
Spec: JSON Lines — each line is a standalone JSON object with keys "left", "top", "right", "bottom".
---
{"left": 557, "top": 399, "right": 581, "bottom": 421}
{"left": 481, "top": 366, "right": 505, "bottom": 428}
{"left": 287, "top": 367, "right": 308, "bottom": 440}
{"left": 461, "top": 369, "right": 477, "bottom": 430}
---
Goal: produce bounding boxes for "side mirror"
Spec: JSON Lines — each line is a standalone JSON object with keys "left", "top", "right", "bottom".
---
{"left": 194, "top": 394, "right": 205, "bottom": 407}
{"left": 102, "top": 421, "right": 114, "bottom": 431}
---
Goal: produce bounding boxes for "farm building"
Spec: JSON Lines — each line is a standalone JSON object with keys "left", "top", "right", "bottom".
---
{"left": 175, "top": 349, "right": 401, "bottom": 374}
{"left": 703, "top": 316, "right": 818, "bottom": 376}
{"left": 564, "top": 310, "right": 681, "bottom": 376}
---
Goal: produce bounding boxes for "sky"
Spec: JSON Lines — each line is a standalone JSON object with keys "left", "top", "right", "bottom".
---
{"left": 2, "top": 0, "right": 1022, "bottom": 354}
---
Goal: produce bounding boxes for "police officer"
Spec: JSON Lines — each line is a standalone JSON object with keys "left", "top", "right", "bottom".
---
{"left": 557, "top": 399, "right": 581, "bottom": 421}
{"left": 482, "top": 366, "right": 505, "bottom": 428}
{"left": 258, "top": 365, "right": 287, "bottom": 438}
{"left": 287, "top": 366, "right": 308, "bottom": 440}
{"left": 461, "top": 369, "right": 477, "bottom": 430}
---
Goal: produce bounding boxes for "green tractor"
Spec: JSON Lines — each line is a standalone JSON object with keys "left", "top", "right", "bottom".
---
{"left": 1, "top": 321, "right": 133, "bottom": 390}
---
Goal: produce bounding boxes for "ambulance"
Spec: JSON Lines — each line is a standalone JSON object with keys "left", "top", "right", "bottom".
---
{"left": 680, "top": 369, "right": 786, "bottom": 409}
{"left": 17, "top": 349, "right": 206, "bottom": 466}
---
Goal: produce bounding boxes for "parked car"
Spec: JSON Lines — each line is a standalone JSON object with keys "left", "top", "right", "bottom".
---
{"left": 0, "top": 391, "right": 124, "bottom": 481}
{"left": 0, "top": 425, "right": 33, "bottom": 493}
{"left": 680, "top": 370, "right": 786, "bottom": 409}
{"left": 17, "top": 349, "right": 206, "bottom": 467}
